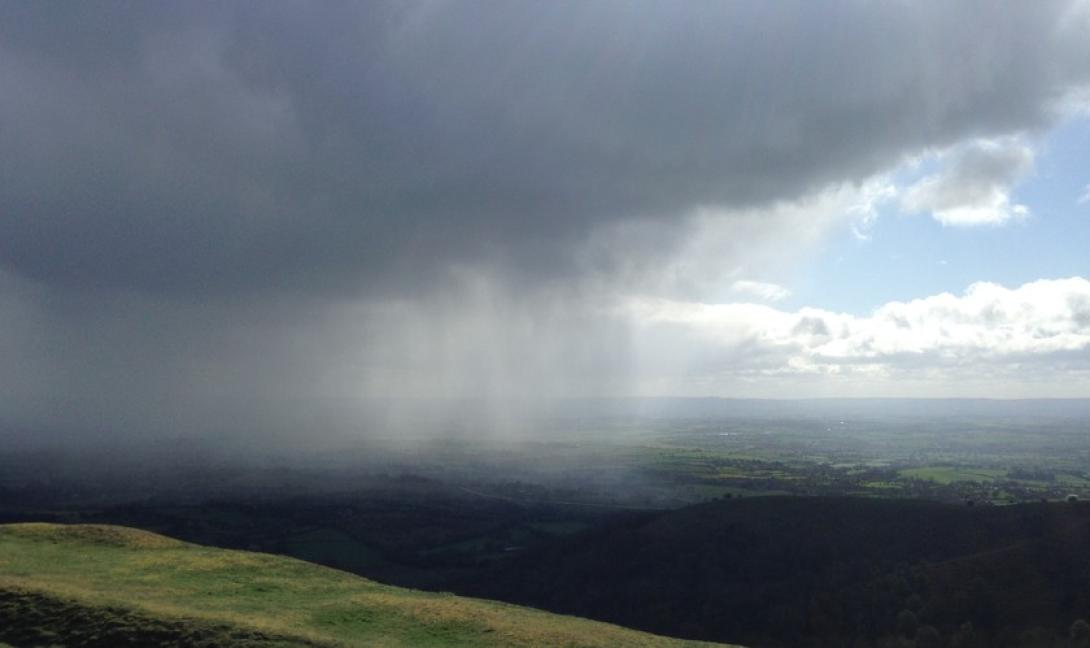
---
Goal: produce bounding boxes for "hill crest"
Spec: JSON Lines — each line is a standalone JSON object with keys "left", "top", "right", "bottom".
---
{"left": 0, "top": 522, "right": 731, "bottom": 648}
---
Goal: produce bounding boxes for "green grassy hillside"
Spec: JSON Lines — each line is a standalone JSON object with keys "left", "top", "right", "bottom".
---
{"left": 0, "top": 523, "right": 729, "bottom": 648}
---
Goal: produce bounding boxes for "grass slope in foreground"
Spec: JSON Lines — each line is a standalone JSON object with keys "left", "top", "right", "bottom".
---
{"left": 0, "top": 523, "right": 729, "bottom": 648}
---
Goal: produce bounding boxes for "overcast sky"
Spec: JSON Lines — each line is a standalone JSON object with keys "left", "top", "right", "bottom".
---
{"left": 3, "top": 1, "right": 1090, "bottom": 437}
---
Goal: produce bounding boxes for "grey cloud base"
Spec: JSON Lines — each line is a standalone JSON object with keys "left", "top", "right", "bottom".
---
{"left": 2, "top": 1, "right": 1087, "bottom": 296}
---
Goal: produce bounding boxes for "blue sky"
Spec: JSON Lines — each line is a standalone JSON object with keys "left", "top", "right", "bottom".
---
{"left": 786, "top": 115, "right": 1090, "bottom": 315}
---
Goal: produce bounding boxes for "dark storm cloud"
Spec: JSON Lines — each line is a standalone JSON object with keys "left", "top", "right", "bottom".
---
{"left": 2, "top": 1, "right": 1088, "bottom": 297}
{"left": 2, "top": 1, "right": 1090, "bottom": 438}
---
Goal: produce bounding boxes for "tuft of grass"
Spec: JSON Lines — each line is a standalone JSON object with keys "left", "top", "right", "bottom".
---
{"left": 0, "top": 523, "right": 733, "bottom": 647}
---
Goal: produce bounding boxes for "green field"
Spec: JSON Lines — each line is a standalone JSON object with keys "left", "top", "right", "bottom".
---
{"left": 897, "top": 466, "right": 1007, "bottom": 485}
{"left": 0, "top": 523, "right": 729, "bottom": 648}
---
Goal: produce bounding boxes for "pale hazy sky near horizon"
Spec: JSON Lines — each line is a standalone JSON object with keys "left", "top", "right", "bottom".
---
{"left": 2, "top": 1, "right": 1090, "bottom": 437}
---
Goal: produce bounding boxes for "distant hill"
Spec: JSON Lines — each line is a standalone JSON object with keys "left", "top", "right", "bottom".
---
{"left": 0, "top": 523, "right": 731, "bottom": 648}
{"left": 551, "top": 397, "right": 1090, "bottom": 420}
{"left": 460, "top": 497, "right": 1090, "bottom": 648}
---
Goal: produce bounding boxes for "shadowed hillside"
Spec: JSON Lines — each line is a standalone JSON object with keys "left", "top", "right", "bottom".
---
{"left": 459, "top": 497, "right": 1090, "bottom": 648}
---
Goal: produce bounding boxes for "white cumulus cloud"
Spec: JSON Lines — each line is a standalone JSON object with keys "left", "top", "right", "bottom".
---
{"left": 730, "top": 280, "right": 792, "bottom": 302}
{"left": 625, "top": 277, "right": 1090, "bottom": 396}
{"left": 901, "top": 139, "right": 1034, "bottom": 226}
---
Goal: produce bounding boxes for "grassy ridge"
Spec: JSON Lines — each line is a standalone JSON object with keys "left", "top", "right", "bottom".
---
{"left": 0, "top": 523, "right": 729, "bottom": 648}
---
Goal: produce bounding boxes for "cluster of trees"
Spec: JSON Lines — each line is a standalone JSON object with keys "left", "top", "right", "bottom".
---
{"left": 876, "top": 610, "right": 1090, "bottom": 647}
